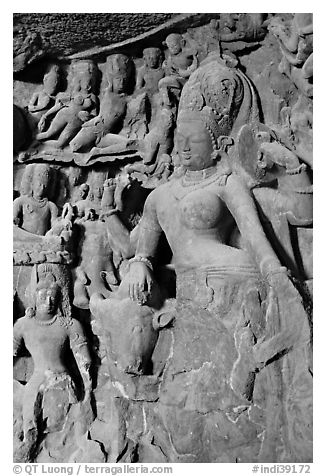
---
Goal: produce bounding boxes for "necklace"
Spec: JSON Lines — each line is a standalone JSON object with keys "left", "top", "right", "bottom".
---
{"left": 33, "top": 313, "right": 58, "bottom": 326}
{"left": 182, "top": 165, "right": 220, "bottom": 187}
{"left": 172, "top": 165, "right": 232, "bottom": 201}
{"left": 31, "top": 196, "right": 48, "bottom": 208}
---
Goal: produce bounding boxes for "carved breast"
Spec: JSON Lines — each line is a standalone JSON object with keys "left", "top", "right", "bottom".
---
{"left": 178, "top": 188, "right": 226, "bottom": 230}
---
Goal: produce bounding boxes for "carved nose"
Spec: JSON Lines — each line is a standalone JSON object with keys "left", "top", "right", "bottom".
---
{"left": 183, "top": 138, "right": 190, "bottom": 151}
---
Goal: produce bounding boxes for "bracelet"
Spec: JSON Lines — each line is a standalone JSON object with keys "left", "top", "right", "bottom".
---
{"left": 286, "top": 163, "right": 307, "bottom": 175}
{"left": 129, "top": 256, "right": 154, "bottom": 271}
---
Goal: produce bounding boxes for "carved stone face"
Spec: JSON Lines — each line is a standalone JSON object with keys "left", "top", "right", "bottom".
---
{"left": 91, "top": 185, "right": 103, "bottom": 200}
{"left": 166, "top": 34, "right": 183, "bottom": 55}
{"left": 112, "top": 75, "right": 127, "bottom": 94}
{"left": 32, "top": 173, "right": 49, "bottom": 200}
{"left": 143, "top": 48, "right": 161, "bottom": 68}
{"left": 176, "top": 119, "right": 215, "bottom": 171}
{"left": 35, "top": 284, "right": 59, "bottom": 318}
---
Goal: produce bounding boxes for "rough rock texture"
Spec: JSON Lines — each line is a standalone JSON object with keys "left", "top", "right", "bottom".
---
{"left": 14, "top": 14, "right": 176, "bottom": 65}
{"left": 13, "top": 13, "right": 312, "bottom": 464}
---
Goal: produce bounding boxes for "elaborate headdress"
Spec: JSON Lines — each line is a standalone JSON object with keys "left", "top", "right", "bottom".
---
{"left": 26, "top": 263, "right": 73, "bottom": 328}
{"left": 178, "top": 60, "right": 244, "bottom": 149}
{"left": 178, "top": 58, "right": 260, "bottom": 153}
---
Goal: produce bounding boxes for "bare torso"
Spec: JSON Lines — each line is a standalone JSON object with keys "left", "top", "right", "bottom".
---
{"left": 147, "top": 177, "right": 256, "bottom": 271}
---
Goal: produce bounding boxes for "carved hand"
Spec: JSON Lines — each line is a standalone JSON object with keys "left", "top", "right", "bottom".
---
{"left": 128, "top": 261, "right": 153, "bottom": 305}
{"left": 78, "top": 110, "right": 91, "bottom": 122}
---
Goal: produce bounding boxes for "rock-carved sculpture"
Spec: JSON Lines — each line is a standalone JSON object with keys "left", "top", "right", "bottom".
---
{"left": 13, "top": 265, "right": 92, "bottom": 462}
{"left": 35, "top": 61, "right": 98, "bottom": 149}
{"left": 13, "top": 163, "right": 58, "bottom": 236}
{"left": 70, "top": 54, "right": 138, "bottom": 161}
{"left": 126, "top": 90, "right": 175, "bottom": 188}
{"left": 13, "top": 164, "right": 75, "bottom": 267}
{"left": 269, "top": 14, "right": 313, "bottom": 98}
{"left": 125, "top": 59, "right": 311, "bottom": 461}
{"left": 236, "top": 125, "right": 313, "bottom": 279}
{"left": 73, "top": 174, "right": 133, "bottom": 308}
{"left": 158, "top": 33, "right": 198, "bottom": 105}
{"left": 136, "top": 47, "right": 165, "bottom": 95}
{"left": 28, "top": 64, "right": 60, "bottom": 121}
{"left": 13, "top": 13, "right": 313, "bottom": 464}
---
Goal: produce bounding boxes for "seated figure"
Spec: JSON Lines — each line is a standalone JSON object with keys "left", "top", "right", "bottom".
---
{"left": 28, "top": 64, "right": 60, "bottom": 122}
{"left": 158, "top": 33, "right": 198, "bottom": 104}
{"left": 90, "top": 59, "right": 311, "bottom": 461}
{"left": 70, "top": 54, "right": 138, "bottom": 161}
{"left": 35, "top": 63, "right": 98, "bottom": 149}
{"left": 136, "top": 47, "right": 165, "bottom": 95}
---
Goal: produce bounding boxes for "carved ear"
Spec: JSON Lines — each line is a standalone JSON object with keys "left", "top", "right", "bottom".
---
{"left": 162, "top": 40, "right": 167, "bottom": 47}
{"left": 181, "top": 38, "right": 186, "bottom": 47}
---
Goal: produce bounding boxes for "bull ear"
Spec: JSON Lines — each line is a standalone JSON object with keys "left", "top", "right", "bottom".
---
{"left": 162, "top": 40, "right": 167, "bottom": 47}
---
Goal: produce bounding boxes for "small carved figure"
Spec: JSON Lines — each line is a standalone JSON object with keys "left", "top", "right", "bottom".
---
{"left": 136, "top": 47, "right": 165, "bottom": 95}
{"left": 120, "top": 90, "right": 149, "bottom": 141}
{"left": 158, "top": 33, "right": 198, "bottom": 104}
{"left": 269, "top": 14, "right": 313, "bottom": 97}
{"left": 73, "top": 207, "right": 118, "bottom": 308}
{"left": 83, "top": 171, "right": 106, "bottom": 216}
{"left": 272, "top": 97, "right": 313, "bottom": 169}
{"left": 126, "top": 90, "right": 175, "bottom": 186}
{"left": 13, "top": 164, "right": 58, "bottom": 236}
{"left": 73, "top": 183, "right": 90, "bottom": 218}
{"left": 28, "top": 64, "right": 60, "bottom": 120}
{"left": 35, "top": 63, "right": 98, "bottom": 149}
{"left": 236, "top": 125, "right": 313, "bottom": 278}
{"left": 70, "top": 54, "right": 134, "bottom": 158}
{"left": 218, "top": 13, "right": 266, "bottom": 44}
{"left": 13, "top": 266, "right": 91, "bottom": 462}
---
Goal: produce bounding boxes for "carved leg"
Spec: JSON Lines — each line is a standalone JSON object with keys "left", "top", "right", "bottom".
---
{"left": 70, "top": 126, "right": 97, "bottom": 152}
{"left": 56, "top": 121, "right": 83, "bottom": 149}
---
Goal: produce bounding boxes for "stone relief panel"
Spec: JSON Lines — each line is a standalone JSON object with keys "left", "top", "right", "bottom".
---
{"left": 13, "top": 12, "right": 313, "bottom": 464}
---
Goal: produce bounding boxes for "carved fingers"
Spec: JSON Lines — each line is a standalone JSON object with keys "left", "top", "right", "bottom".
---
{"left": 128, "top": 261, "right": 153, "bottom": 305}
